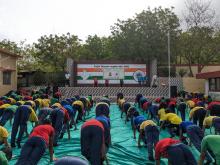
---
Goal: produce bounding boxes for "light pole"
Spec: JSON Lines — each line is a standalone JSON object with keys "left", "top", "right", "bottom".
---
{"left": 168, "top": 31, "right": 171, "bottom": 98}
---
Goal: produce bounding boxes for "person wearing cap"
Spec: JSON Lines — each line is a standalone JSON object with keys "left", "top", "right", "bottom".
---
{"left": 11, "top": 102, "right": 38, "bottom": 148}
{"left": 54, "top": 156, "right": 88, "bottom": 165}
{"left": 15, "top": 119, "right": 56, "bottom": 165}
{"left": 155, "top": 138, "right": 196, "bottom": 165}
{"left": 81, "top": 119, "right": 107, "bottom": 165}
{"left": 189, "top": 105, "right": 207, "bottom": 128}
{"left": 160, "top": 109, "right": 182, "bottom": 137}
{"left": 138, "top": 120, "right": 159, "bottom": 161}
{"left": 199, "top": 135, "right": 220, "bottom": 165}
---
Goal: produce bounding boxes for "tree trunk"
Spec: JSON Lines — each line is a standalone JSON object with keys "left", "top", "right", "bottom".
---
{"left": 188, "top": 63, "right": 194, "bottom": 77}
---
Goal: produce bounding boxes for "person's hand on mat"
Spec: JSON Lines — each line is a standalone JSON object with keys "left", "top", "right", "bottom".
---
{"left": 51, "top": 157, "right": 57, "bottom": 162}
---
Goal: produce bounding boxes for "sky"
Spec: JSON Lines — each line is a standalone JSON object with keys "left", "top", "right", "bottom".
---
{"left": 0, "top": 0, "right": 219, "bottom": 43}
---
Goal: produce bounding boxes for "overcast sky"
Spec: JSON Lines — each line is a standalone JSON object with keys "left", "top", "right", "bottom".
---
{"left": 0, "top": 0, "right": 219, "bottom": 43}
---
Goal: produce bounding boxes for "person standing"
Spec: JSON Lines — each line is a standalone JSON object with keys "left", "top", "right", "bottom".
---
{"left": 94, "top": 77, "right": 98, "bottom": 87}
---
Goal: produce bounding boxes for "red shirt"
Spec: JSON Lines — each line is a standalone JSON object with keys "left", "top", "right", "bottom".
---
{"left": 82, "top": 119, "right": 104, "bottom": 131}
{"left": 60, "top": 107, "right": 70, "bottom": 123}
{"left": 30, "top": 124, "right": 54, "bottom": 146}
{"left": 155, "top": 138, "right": 180, "bottom": 160}
{"left": 168, "top": 101, "right": 176, "bottom": 107}
{"left": 192, "top": 98, "right": 198, "bottom": 104}
{"left": 207, "top": 101, "right": 220, "bottom": 110}
{"left": 142, "top": 102, "right": 149, "bottom": 111}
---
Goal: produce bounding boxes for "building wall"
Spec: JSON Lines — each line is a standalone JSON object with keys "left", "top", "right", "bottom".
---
{"left": 182, "top": 77, "right": 205, "bottom": 93}
{"left": 176, "top": 65, "right": 220, "bottom": 77}
{"left": 0, "top": 53, "right": 17, "bottom": 96}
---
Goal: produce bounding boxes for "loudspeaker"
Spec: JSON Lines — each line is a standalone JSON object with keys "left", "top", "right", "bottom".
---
{"left": 171, "top": 86, "right": 177, "bottom": 98}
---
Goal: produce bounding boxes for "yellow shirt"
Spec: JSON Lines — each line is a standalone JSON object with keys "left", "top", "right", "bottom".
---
{"left": 0, "top": 104, "right": 11, "bottom": 110}
{"left": 0, "top": 126, "right": 8, "bottom": 142}
{"left": 8, "top": 98, "right": 16, "bottom": 104}
{"left": 118, "top": 98, "right": 125, "bottom": 107}
{"left": 73, "top": 100, "right": 84, "bottom": 110}
{"left": 189, "top": 106, "right": 204, "bottom": 118}
{"left": 164, "top": 113, "right": 182, "bottom": 125}
{"left": 28, "top": 107, "right": 38, "bottom": 122}
{"left": 140, "top": 120, "right": 157, "bottom": 130}
{"left": 203, "top": 116, "right": 219, "bottom": 127}
{"left": 42, "top": 99, "right": 50, "bottom": 107}
{"left": 187, "top": 100, "right": 195, "bottom": 108}
{"left": 158, "top": 108, "right": 166, "bottom": 121}
{"left": 17, "top": 101, "right": 25, "bottom": 105}
{"left": 35, "top": 98, "right": 42, "bottom": 107}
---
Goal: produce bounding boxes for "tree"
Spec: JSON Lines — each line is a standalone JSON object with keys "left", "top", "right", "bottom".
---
{"left": 179, "top": 0, "right": 220, "bottom": 76}
{"left": 0, "top": 39, "right": 40, "bottom": 71}
{"left": 34, "top": 33, "right": 81, "bottom": 72}
{"left": 79, "top": 35, "right": 113, "bottom": 60}
{"left": 110, "top": 7, "right": 180, "bottom": 64}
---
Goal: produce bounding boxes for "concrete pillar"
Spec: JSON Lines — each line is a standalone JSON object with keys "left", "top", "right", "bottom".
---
{"left": 205, "top": 79, "right": 209, "bottom": 96}
{"left": 66, "top": 58, "right": 74, "bottom": 87}
{"left": 149, "top": 58, "right": 157, "bottom": 86}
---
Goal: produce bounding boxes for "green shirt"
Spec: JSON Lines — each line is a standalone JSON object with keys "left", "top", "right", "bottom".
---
{"left": 6, "top": 105, "right": 18, "bottom": 113}
{"left": 201, "top": 135, "right": 220, "bottom": 164}
{"left": 0, "top": 151, "right": 8, "bottom": 165}
{"left": 50, "top": 98, "right": 58, "bottom": 106}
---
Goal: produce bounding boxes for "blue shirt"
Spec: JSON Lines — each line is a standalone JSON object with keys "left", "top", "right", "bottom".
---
{"left": 63, "top": 105, "right": 75, "bottom": 116}
{"left": 134, "top": 115, "right": 145, "bottom": 126}
{"left": 96, "top": 116, "right": 110, "bottom": 128}
{"left": 180, "top": 121, "right": 194, "bottom": 131}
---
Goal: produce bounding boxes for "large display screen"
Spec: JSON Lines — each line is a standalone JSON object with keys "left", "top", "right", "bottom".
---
{"left": 77, "top": 64, "right": 147, "bottom": 84}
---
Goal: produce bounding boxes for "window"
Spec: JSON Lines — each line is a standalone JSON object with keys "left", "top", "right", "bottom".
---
{"left": 209, "top": 78, "right": 216, "bottom": 91}
{"left": 3, "top": 71, "right": 11, "bottom": 85}
{"left": 209, "top": 78, "right": 220, "bottom": 91}
{"left": 216, "top": 78, "right": 220, "bottom": 91}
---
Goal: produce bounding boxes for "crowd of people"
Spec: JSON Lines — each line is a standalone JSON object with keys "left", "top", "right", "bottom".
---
{"left": 0, "top": 88, "right": 219, "bottom": 165}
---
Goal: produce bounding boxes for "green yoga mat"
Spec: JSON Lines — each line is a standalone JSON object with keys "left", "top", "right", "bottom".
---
{"left": 7, "top": 104, "right": 201, "bottom": 165}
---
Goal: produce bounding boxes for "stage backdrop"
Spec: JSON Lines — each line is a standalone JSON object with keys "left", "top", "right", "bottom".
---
{"left": 77, "top": 64, "right": 148, "bottom": 85}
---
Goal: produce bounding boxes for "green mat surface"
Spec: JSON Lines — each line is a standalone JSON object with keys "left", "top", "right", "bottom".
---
{"left": 7, "top": 104, "right": 201, "bottom": 165}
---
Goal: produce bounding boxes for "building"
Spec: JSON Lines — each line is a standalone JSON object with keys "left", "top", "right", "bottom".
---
{"left": 0, "top": 48, "right": 20, "bottom": 96}
{"left": 196, "top": 71, "right": 220, "bottom": 101}
{"left": 174, "top": 64, "right": 220, "bottom": 93}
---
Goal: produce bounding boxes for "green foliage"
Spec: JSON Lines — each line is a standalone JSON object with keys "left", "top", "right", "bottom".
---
{"left": 110, "top": 7, "right": 180, "bottom": 63}
{"left": 177, "top": 68, "right": 188, "bottom": 77}
{"left": 1, "top": 4, "right": 220, "bottom": 79}
{"left": 34, "top": 33, "right": 81, "bottom": 72}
